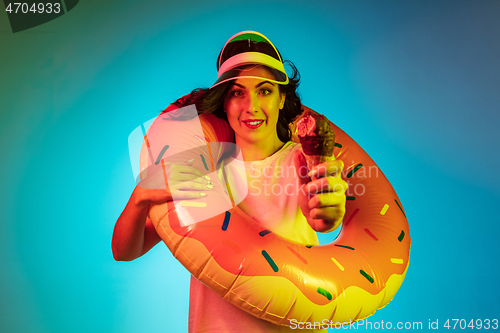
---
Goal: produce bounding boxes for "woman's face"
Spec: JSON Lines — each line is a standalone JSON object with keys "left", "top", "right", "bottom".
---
{"left": 224, "top": 66, "right": 285, "bottom": 147}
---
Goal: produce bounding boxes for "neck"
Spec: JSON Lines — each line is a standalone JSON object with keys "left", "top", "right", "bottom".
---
{"left": 235, "top": 136, "right": 285, "bottom": 161}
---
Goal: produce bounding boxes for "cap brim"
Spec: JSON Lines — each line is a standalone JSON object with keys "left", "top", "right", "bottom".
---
{"left": 210, "top": 66, "right": 288, "bottom": 89}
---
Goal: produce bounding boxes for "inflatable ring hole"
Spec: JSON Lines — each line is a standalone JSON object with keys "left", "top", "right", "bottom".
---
{"left": 316, "top": 226, "right": 342, "bottom": 245}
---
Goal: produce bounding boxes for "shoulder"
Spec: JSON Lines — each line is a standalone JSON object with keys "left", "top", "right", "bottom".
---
{"left": 269, "top": 141, "right": 303, "bottom": 167}
{"left": 280, "top": 141, "right": 303, "bottom": 155}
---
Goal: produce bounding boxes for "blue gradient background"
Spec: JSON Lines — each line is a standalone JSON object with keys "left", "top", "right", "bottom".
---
{"left": 1, "top": 1, "right": 499, "bottom": 332}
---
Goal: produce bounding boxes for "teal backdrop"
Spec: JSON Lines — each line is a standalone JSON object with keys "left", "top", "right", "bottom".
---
{"left": 1, "top": 0, "right": 499, "bottom": 332}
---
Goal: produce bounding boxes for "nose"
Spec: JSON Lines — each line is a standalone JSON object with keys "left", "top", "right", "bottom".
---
{"left": 245, "top": 93, "right": 260, "bottom": 113}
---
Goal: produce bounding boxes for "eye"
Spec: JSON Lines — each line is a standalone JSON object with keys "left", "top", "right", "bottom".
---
{"left": 259, "top": 88, "right": 272, "bottom": 96}
{"left": 230, "top": 89, "right": 243, "bottom": 97}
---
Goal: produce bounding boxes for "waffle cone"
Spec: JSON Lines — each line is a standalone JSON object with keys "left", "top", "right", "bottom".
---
{"left": 298, "top": 134, "right": 335, "bottom": 170}
{"left": 300, "top": 135, "right": 334, "bottom": 155}
{"left": 304, "top": 153, "right": 335, "bottom": 170}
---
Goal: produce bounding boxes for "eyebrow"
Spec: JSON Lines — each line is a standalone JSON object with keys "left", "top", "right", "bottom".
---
{"left": 232, "top": 80, "right": 275, "bottom": 89}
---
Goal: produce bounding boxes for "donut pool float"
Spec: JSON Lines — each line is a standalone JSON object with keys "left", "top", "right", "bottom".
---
{"left": 136, "top": 95, "right": 411, "bottom": 326}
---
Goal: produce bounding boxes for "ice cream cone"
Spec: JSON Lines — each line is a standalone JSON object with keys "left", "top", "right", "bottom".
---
{"left": 301, "top": 134, "right": 336, "bottom": 170}
{"left": 296, "top": 111, "right": 336, "bottom": 172}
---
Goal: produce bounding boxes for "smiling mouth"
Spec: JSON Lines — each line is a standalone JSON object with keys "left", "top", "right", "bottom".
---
{"left": 244, "top": 120, "right": 264, "bottom": 125}
{"left": 242, "top": 119, "right": 265, "bottom": 129}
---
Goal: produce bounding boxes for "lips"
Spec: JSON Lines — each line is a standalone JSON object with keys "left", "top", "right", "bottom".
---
{"left": 242, "top": 119, "right": 265, "bottom": 129}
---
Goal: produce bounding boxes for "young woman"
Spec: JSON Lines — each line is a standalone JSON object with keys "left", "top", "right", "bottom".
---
{"left": 113, "top": 31, "right": 348, "bottom": 333}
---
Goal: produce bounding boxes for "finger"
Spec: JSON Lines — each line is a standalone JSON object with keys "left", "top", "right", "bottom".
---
{"left": 159, "top": 158, "right": 195, "bottom": 174}
{"left": 308, "top": 160, "right": 344, "bottom": 179}
{"left": 308, "top": 216, "right": 341, "bottom": 233}
{"left": 309, "top": 191, "right": 347, "bottom": 209}
{"left": 170, "top": 164, "right": 209, "bottom": 179}
{"left": 293, "top": 150, "right": 311, "bottom": 186}
{"left": 139, "top": 160, "right": 209, "bottom": 189}
{"left": 172, "top": 180, "right": 214, "bottom": 192}
{"left": 170, "top": 190, "right": 208, "bottom": 200}
{"left": 306, "top": 177, "right": 348, "bottom": 196}
{"left": 310, "top": 206, "right": 345, "bottom": 222}
{"left": 170, "top": 172, "right": 210, "bottom": 184}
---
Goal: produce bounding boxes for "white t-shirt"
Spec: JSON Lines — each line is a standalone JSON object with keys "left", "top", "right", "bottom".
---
{"left": 188, "top": 142, "right": 326, "bottom": 333}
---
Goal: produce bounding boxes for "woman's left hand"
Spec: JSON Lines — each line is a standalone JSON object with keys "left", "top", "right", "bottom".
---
{"left": 294, "top": 151, "right": 348, "bottom": 232}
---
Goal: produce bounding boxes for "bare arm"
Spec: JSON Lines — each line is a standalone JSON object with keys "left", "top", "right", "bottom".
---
{"left": 111, "top": 186, "right": 164, "bottom": 261}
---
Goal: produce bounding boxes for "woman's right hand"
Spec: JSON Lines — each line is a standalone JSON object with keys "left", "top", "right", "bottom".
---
{"left": 136, "top": 158, "right": 213, "bottom": 207}
{"left": 112, "top": 158, "right": 213, "bottom": 261}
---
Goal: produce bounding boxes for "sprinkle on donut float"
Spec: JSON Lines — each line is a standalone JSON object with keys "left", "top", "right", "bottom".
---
{"left": 136, "top": 97, "right": 411, "bottom": 326}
